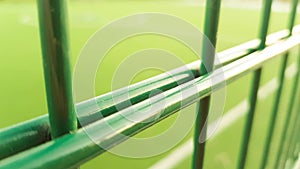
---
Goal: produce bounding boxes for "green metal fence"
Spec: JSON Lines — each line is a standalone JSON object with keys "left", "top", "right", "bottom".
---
{"left": 0, "top": 0, "right": 300, "bottom": 168}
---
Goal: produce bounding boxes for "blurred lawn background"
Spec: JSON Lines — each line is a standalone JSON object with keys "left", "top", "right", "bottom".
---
{"left": 0, "top": 0, "right": 299, "bottom": 168}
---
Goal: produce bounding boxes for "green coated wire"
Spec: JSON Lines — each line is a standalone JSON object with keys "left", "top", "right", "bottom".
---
{"left": 259, "top": 0, "right": 299, "bottom": 168}
{"left": 237, "top": 0, "right": 273, "bottom": 169}
{"left": 37, "top": 0, "right": 77, "bottom": 138}
{"left": 193, "top": 0, "right": 221, "bottom": 169}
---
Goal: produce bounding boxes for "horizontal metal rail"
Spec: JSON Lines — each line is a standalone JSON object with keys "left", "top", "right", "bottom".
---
{"left": 0, "top": 25, "right": 300, "bottom": 160}
{"left": 0, "top": 32, "right": 299, "bottom": 169}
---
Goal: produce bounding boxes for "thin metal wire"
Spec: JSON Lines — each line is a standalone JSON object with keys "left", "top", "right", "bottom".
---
{"left": 287, "top": 95, "right": 300, "bottom": 162}
{"left": 276, "top": 46, "right": 300, "bottom": 169}
{"left": 237, "top": 0, "right": 273, "bottom": 168}
{"left": 259, "top": 0, "right": 299, "bottom": 168}
{"left": 259, "top": 53, "right": 288, "bottom": 169}
{"left": 193, "top": 0, "right": 221, "bottom": 168}
{"left": 274, "top": 0, "right": 300, "bottom": 167}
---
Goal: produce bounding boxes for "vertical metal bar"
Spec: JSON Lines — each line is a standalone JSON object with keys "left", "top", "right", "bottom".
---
{"left": 285, "top": 95, "right": 300, "bottom": 165}
{"left": 37, "top": 0, "right": 77, "bottom": 138}
{"left": 287, "top": 102, "right": 300, "bottom": 162}
{"left": 193, "top": 0, "right": 221, "bottom": 169}
{"left": 287, "top": 0, "right": 299, "bottom": 37}
{"left": 237, "top": 0, "right": 273, "bottom": 169}
{"left": 259, "top": 0, "right": 298, "bottom": 168}
{"left": 274, "top": 0, "right": 300, "bottom": 167}
{"left": 258, "top": 0, "right": 273, "bottom": 50}
{"left": 237, "top": 69, "right": 262, "bottom": 169}
{"left": 275, "top": 46, "right": 300, "bottom": 169}
{"left": 276, "top": 46, "right": 300, "bottom": 169}
{"left": 259, "top": 53, "right": 288, "bottom": 169}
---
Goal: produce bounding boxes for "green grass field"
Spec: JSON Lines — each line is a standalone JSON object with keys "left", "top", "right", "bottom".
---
{"left": 0, "top": 1, "right": 299, "bottom": 169}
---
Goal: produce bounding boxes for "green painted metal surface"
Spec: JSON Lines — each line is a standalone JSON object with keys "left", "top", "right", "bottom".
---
{"left": 259, "top": 0, "right": 299, "bottom": 167}
{"left": 259, "top": 53, "right": 288, "bottom": 169}
{"left": 0, "top": 116, "right": 50, "bottom": 160}
{"left": 1, "top": 29, "right": 299, "bottom": 168}
{"left": 0, "top": 0, "right": 300, "bottom": 168}
{"left": 193, "top": 0, "right": 221, "bottom": 169}
{"left": 276, "top": 46, "right": 300, "bottom": 169}
{"left": 287, "top": 95, "right": 300, "bottom": 165}
{"left": 238, "top": 68, "right": 262, "bottom": 169}
{"left": 257, "top": 0, "right": 273, "bottom": 50}
{"left": 1, "top": 29, "right": 291, "bottom": 160}
{"left": 288, "top": 0, "right": 299, "bottom": 36}
{"left": 237, "top": 0, "right": 273, "bottom": 168}
{"left": 37, "top": 0, "right": 77, "bottom": 138}
{"left": 275, "top": 52, "right": 300, "bottom": 168}
{"left": 0, "top": 63, "right": 198, "bottom": 160}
